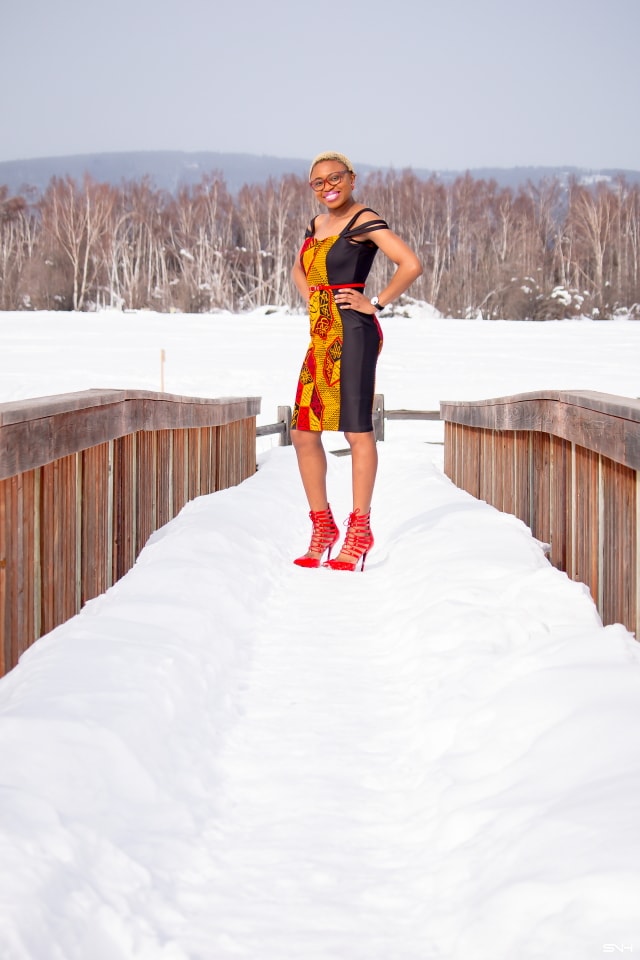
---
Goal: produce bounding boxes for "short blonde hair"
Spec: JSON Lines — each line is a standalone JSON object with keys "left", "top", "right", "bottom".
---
{"left": 309, "top": 151, "right": 355, "bottom": 179}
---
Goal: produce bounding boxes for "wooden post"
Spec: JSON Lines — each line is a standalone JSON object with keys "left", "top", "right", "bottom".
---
{"left": 277, "top": 406, "right": 292, "bottom": 446}
{"left": 373, "top": 394, "right": 385, "bottom": 441}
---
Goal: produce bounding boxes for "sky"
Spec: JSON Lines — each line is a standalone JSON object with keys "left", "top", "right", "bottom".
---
{"left": 1, "top": 0, "right": 639, "bottom": 174}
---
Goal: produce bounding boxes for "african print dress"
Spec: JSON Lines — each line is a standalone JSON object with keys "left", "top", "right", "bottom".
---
{"left": 291, "top": 207, "right": 388, "bottom": 433}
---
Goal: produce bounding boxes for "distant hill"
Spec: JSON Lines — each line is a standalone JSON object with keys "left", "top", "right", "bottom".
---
{"left": 1, "top": 150, "right": 639, "bottom": 196}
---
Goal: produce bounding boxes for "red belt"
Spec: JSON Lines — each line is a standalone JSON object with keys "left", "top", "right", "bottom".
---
{"left": 308, "top": 283, "right": 365, "bottom": 292}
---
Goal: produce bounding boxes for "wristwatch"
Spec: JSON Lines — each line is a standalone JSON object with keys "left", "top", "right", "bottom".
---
{"left": 370, "top": 296, "right": 384, "bottom": 311}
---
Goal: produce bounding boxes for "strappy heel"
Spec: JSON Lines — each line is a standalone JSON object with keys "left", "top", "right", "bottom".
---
{"left": 323, "top": 509, "right": 374, "bottom": 572}
{"left": 293, "top": 504, "right": 340, "bottom": 568}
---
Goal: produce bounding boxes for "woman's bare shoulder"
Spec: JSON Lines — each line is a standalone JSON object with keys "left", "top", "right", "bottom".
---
{"left": 349, "top": 205, "right": 384, "bottom": 225}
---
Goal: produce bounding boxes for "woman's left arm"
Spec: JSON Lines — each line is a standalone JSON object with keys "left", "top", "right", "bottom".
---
{"left": 370, "top": 229, "right": 423, "bottom": 309}
{"left": 334, "top": 227, "right": 423, "bottom": 314}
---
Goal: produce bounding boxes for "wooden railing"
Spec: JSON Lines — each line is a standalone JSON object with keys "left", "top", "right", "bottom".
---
{"left": 441, "top": 390, "right": 640, "bottom": 640}
{"left": 257, "top": 397, "right": 441, "bottom": 447}
{"left": 0, "top": 389, "right": 260, "bottom": 677}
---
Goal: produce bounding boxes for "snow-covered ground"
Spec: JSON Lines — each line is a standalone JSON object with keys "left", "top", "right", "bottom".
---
{"left": 2, "top": 305, "right": 639, "bottom": 439}
{"left": 1, "top": 307, "right": 640, "bottom": 960}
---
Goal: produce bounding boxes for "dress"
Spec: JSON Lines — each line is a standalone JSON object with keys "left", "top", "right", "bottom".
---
{"left": 291, "top": 207, "right": 388, "bottom": 433}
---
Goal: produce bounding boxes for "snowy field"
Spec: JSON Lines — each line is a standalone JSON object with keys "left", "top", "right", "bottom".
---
{"left": 1, "top": 307, "right": 640, "bottom": 959}
{"left": 2, "top": 305, "right": 640, "bottom": 443}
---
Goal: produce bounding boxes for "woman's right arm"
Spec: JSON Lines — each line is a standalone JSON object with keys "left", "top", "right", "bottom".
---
{"left": 291, "top": 257, "right": 309, "bottom": 303}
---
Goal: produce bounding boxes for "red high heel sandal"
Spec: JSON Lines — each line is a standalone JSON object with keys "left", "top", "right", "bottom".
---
{"left": 323, "top": 509, "right": 374, "bottom": 572}
{"left": 293, "top": 505, "right": 339, "bottom": 568}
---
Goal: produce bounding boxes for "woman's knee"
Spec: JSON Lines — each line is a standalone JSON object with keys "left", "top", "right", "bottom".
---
{"left": 292, "top": 428, "right": 323, "bottom": 452}
{"left": 344, "top": 430, "right": 375, "bottom": 449}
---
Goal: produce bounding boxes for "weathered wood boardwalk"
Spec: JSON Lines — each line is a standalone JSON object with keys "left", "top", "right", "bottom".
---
{"left": 2, "top": 387, "right": 638, "bottom": 679}
{"left": 441, "top": 389, "right": 640, "bottom": 640}
{"left": 0, "top": 390, "right": 259, "bottom": 675}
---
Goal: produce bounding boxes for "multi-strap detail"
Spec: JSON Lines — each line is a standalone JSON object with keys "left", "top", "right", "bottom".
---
{"left": 323, "top": 509, "right": 374, "bottom": 572}
{"left": 293, "top": 505, "right": 340, "bottom": 568}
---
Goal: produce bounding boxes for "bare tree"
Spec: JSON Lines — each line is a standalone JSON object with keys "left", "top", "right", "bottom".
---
{"left": 0, "top": 190, "right": 31, "bottom": 309}
{"left": 2, "top": 168, "right": 640, "bottom": 318}
{"left": 40, "top": 176, "right": 115, "bottom": 310}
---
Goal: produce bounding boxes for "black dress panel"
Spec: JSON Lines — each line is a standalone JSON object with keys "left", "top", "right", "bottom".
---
{"left": 291, "top": 208, "right": 388, "bottom": 433}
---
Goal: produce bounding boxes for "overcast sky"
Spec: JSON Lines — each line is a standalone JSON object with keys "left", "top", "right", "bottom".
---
{"left": 1, "top": 0, "right": 638, "bottom": 172}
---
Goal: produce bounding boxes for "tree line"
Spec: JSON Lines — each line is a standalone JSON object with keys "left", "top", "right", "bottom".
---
{"left": 1, "top": 170, "right": 639, "bottom": 319}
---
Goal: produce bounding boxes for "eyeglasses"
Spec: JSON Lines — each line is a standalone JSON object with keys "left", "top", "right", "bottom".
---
{"left": 309, "top": 170, "right": 351, "bottom": 192}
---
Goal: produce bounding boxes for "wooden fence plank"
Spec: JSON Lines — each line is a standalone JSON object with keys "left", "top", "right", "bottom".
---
{"left": 531, "top": 433, "right": 551, "bottom": 547}
{"left": 39, "top": 455, "right": 79, "bottom": 636}
{"left": 156, "top": 430, "right": 173, "bottom": 530}
{"left": 573, "top": 445, "right": 600, "bottom": 609}
{"left": 602, "top": 458, "right": 636, "bottom": 630}
{"left": 549, "top": 435, "right": 571, "bottom": 573}
{"left": 136, "top": 431, "right": 157, "bottom": 553}
{"left": 0, "top": 478, "right": 7, "bottom": 675}
{"left": 81, "top": 443, "right": 112, "bottom": 605}
{"left": 112, "top": 433, "right": 136, "bottom": 583}
{"left": 187, "top": 428, "right": 201, "bottom": 501}
{"left": 513, "top": 431, "right": 530, "bottom": 525}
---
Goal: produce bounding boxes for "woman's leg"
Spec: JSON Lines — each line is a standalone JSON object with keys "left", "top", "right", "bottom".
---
{"left": 323, "top": 430, "right": 376, "bottom": 569}
{"left": 291, "top": 428, "right": 339, "bottom": 565}
{"left": 291, "top": 428, "right": 329, "bottom": 511}
{"left": 344, "top": 430, "right": 378, "bottom": 514}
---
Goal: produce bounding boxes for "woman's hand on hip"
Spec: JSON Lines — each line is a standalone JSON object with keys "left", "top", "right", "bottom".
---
{"left": 334, "top": 288, "right": 377, "bottom": 313}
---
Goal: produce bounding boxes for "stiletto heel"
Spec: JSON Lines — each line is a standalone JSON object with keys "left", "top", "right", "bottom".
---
{"left": 293, "top": 504, "right": 339, "bottom": 568}
{"left": 323, "top": 509, "right": 373, "bottom": 572}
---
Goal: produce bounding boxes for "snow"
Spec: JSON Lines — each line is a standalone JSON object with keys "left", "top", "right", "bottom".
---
{"left": 580, "top": 174, "right": 613, "bottom": 186}
{"left": 1, "top": 307, "right": 640, "bottom": 959}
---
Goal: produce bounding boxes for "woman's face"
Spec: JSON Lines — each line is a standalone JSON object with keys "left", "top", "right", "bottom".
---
{"left": 309, "top": 160, "right": 355, "bottom": 210}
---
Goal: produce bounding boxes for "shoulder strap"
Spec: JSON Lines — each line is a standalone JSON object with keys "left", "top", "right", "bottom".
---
{"left": 344, "top": 207, "right": 377, "bottom": 231}
{"left": 304, "top": 216, "right": 318, "bottom": 238}
{"left": 343, "top": 207, "right": 389, "bottom": 238}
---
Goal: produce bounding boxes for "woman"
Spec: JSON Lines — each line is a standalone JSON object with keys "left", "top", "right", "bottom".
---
{"left": 291, "top": 151, "right": 422, "bottom": 571}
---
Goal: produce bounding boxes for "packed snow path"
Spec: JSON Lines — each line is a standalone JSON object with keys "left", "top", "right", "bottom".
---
{"left": 1, "top": 441, "right": 640, "bottom": 960}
